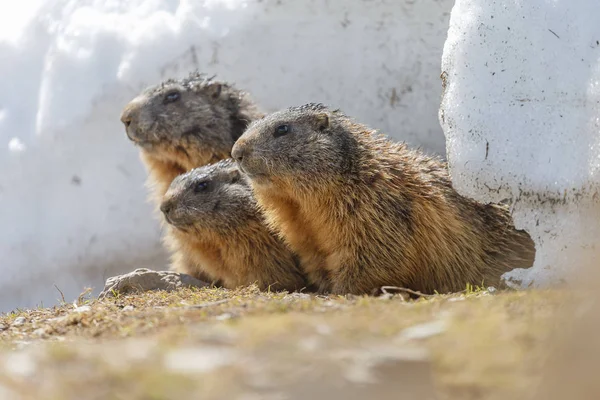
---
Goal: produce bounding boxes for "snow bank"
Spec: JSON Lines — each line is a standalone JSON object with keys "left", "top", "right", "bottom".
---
{"left": 440, "top": 0, "right": 600, "bottom": 288}
{"left": 0, "top": 0, "right": 453, "bottom": 311}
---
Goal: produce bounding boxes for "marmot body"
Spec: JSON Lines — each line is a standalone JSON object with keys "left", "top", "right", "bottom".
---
{"left": 161, "top": 159, "right": 308, "bottom": 292}
{"left": 120, "top": 72, "right": 263, "bottom": 206}
{"left": 231, "top": 103, "right": 535, "bottom": 294}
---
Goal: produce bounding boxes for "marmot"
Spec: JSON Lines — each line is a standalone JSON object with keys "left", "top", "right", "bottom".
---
{"left": 160, "top": 158, "right": 308, "bottom": 292}
{"left": 231, "top": 103, "right": 536, "bottom": 295}
{"left": 120, "top": 71, "right": 263, "bottom": 206}
{"left": 119, "top": 73, "right": 263, "bottom": 283}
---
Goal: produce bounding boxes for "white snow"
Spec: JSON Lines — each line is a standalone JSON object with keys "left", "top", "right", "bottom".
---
{"left": 440, "top": 0, "right": 600, "bottom": 288}
{"left": 0, "top": 0, "right": 454, "bottom": 311}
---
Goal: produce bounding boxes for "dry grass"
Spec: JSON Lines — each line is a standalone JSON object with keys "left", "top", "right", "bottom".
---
{"left": 0, "top": 286, "right": 570, "bottom": 400}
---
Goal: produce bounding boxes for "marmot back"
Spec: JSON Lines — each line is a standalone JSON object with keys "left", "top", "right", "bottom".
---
{"left": 161, "top": 159, "right": 308, "bottom": 292}
{"left": 120, "top": 71, "right": 264, "bottom": 206}
{"left": 232, "top": 103, "right": 535, "bottom": 295}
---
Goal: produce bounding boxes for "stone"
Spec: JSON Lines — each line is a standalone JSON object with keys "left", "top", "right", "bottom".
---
{"left": 98, "top": 268, "right": 209, "bottom": 299}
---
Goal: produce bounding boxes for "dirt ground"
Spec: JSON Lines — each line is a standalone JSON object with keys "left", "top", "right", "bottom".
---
{"left": 0, "top": 286, "right": 574, "bottom": 400}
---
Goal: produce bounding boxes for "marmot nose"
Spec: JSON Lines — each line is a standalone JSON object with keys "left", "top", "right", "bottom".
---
{"left": 120, "top": 103, "right": 139, "bottom": 128}
{"left": 120, "top": 111, "right": 132, "bottom": 128}
{"left": 231, "top": 143, "right": 247, "bottom": 163}
{"left": 121, "top": 117, "right": 131, "bottom": 128}
{"left": 160, "top": 201, "right": 173, "bottom": 216}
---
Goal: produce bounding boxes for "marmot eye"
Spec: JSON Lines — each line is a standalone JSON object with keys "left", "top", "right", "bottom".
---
{"left": 274, "top": 124, "right": 290, "bottom": 137}
{"left": 194, "top": 181, "right": 209, "bottom": 192}
{"left": 164, "top": 91, "right": 180, "bottom": 104}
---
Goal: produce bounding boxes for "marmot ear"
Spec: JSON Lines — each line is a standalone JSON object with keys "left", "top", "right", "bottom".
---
{"left": 315, "top": 113, "right": 330, "bottom": 131}
{"left": 206, "top": 82, "right": 223, "bottom": 99}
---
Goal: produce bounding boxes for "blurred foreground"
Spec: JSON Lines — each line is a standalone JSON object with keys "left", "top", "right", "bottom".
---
{"left": 0, "top": 286, "right": 575, "bottom": 399}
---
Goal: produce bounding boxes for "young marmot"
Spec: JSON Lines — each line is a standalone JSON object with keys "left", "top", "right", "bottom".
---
{"left": 120, "top": 71, "right": 263, "bottom": 206}
{"left": 231, "top": 103, "right": 535, "bottom": 295}
{"left": 160, "top": 158, "right": 308, "bottom": 292}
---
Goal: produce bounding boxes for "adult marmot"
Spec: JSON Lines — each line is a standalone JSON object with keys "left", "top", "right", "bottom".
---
{"left": 231, "top": 103, "right": 535, "bottom": 294}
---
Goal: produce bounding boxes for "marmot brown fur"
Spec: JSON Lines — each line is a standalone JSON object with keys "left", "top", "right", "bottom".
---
{"left": 160, "top": 159, "right": 308, "bottom": 292}
{"left": 231, "top": 103, "right": 535, "bottom": 295}
{"left": 120, "top": 71, "right": 263, "bottom": 206}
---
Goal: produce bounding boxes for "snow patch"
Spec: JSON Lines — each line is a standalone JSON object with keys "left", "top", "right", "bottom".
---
{"left": 0, "top": 0, "right": 45, "bottom": 44}
{"left": 440, "top": 0, "right": 600, "bottom": 287}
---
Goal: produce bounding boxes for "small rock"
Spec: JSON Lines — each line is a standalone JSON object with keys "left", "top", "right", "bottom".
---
{"left": 98, "top": 269, "right": 209, "bottom": 298}
{"left": 400, "top": 320, "right": 447, "bottom": 340}
{"left": 48, "top": 316, "right": 68, "bottom": 323}
{"left": 487, "top": 286, "right": 497, "bottom": 294}
{"left": 12, "top": 317, "right": 26, "bottom": 326}
{"left": 286, "top": 292, "right": 311, "bottom": 300}
{"left": 121, "top": 305, "right": 135, "bottom": 312}
{"left": 74, "top": 305, "right": 91, "bottom": 313}
{"left": 0, "top": 324, "right": 8, "bottom": 331}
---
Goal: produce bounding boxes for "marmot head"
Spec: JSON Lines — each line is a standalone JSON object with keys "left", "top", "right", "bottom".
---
{"left": 120, "top": 71, "right": 259, "bottom": 168}
{"left": 160, "top": 159, "right": 256, "bottom": 232}
{"left": 231, "top": 103, "right": 355, "bottom": 186}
